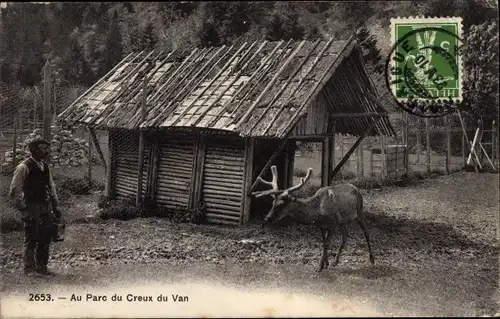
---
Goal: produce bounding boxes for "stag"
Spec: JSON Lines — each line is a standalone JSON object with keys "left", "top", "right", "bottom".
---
{"left": 252, "top": 165, "right": 375, "bottom": 272}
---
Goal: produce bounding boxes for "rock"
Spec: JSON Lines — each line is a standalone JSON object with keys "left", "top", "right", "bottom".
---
{"left": 1, "top": 126, "right": 99, "bottom": 168}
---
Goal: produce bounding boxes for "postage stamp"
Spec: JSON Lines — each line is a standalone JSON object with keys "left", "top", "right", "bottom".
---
{"left": 386, "top": 17, "right": 464, "bottom": 111}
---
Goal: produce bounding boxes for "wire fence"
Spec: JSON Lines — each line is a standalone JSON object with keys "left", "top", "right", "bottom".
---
{"left": 0, "top": 82, "right": 95, "bottom": 174}
{"left": 295, "top": 111, "right": 499, "bottom": 180}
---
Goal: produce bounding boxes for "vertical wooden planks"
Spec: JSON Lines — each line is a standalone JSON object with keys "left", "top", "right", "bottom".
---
{"left": 241, "top": 137, "right": 255, "bottom": 225}
{"left": 201, "top": 136, "right": 245, "bottom": 225}
{"left": 156, "top": 134, "right": 196, "bottom": 209}
{"left": 114, "top": 129, "right": 140, "bottom": 200}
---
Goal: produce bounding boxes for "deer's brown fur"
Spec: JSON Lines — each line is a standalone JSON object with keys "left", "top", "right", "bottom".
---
{"left": 253, "top": 166, "right": 375, "bottom": 272}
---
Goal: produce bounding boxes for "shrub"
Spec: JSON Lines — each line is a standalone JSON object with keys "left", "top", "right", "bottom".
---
{"left": 98, "top": 198, "right": 141, "bottom": 221}
{"left": 0, "top": 203, "right": 22, "bottom": 233}
{"left": 55, "top": 175, "right": 104, "bottom": 196}
{"left": 56, "top": 176, "right": 91, "bottom": 195}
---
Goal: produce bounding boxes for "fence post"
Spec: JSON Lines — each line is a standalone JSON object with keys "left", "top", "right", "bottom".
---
{"left": 88, "top": 128, "right": 92, "bottom": 186}
{"left": 492, "top": 120, "right": 497, "bottom": 167}
{"left": 12, "top": 115, "right": 18, "bottom": 168}
{"left": 43, "top": 61, "right": 52, "bottom": 143}
{"left": 416, "top": 117, "right": 421, "bottom": 163}
{"left": 380, "top": 135, "right": 385, "bottom": 179}
{"left": 445, "top": 115, "right": 451, "bottom": 174}
{"left": 404, "top": 112, "right": 409, "bottom": 174}
{"left": 462, "top": 117, "right": 467, "bottom": 168}
{"left": 426, "top": 118, "right": 431, "bottom": 173}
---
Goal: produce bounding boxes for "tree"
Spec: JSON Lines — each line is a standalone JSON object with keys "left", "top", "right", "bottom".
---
{"left": 62, "top": 35, "right": 94, "bottom": 86}
{"left": 140, "top": 23, "right": 157, "bottom": 51}
{"left": 356, "top": 25, "right": 383, "bottom": 74}
{"left": 103, "top": 10, "right": 123, "bottom": 72}
{"left": 462, "top": 20, "right": 499, "bottom": 122}
{"left": 264, "top": 2, "right": 305, "bottom": 41}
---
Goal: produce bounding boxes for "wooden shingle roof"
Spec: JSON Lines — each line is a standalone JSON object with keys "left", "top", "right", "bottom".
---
{"left": 58, "top": 37, "right": 394, "bottom": 138}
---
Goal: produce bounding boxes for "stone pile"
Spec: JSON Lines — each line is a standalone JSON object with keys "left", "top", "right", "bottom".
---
{"left": 1, "top": 126, "right": 98, "bottom": 170}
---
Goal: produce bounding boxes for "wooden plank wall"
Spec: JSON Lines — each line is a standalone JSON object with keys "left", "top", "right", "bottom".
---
{"left": 113, "top": 129, "right": 140, "bottom": 200}
{"left": 291, "top": 92, "right": 330, "bottom": 137}
{"left": 156, "top": 134, "right": 196, "bottom": 209}
{"left": 201, "top": 136, "right": 245, "bottom": 225}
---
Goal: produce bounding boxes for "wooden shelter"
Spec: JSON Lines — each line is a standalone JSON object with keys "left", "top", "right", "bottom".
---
{"left": 58, "top": 37, "right": 395, "bottom": 226}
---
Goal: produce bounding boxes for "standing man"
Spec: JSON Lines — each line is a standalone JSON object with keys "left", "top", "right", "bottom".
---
{"left": 9, "top": 138, "right": 62, "bottom": 276}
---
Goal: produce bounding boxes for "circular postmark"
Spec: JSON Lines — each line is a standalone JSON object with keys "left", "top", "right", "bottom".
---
{"left": 385, "top": 21, "right": 465, "bottom": 118}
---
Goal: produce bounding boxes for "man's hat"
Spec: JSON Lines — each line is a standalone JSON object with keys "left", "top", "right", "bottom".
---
{"left": 28, "top": 138, "right": 51, "bottom": 151}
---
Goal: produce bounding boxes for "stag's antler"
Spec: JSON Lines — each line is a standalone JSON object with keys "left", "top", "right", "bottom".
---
{"left": 252, "top": 166, "right": 283, "bottom": 198}
{"left": 283, "top": 167, "right": 313, "bottom": 195}
{"left": 252, "top": 166, "right": 314, "bottom": 198}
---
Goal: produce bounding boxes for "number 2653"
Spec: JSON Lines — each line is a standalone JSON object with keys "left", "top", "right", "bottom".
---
{"left": 29, "top": 293, "right": 52, "bottom": 301}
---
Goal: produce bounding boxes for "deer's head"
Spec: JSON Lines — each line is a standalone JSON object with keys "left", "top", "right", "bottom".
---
{"left": 252, "top": 165, "right": 313, "bottom": 224}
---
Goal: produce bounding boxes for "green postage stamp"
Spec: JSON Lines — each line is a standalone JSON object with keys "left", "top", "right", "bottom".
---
{"left": 388, "top": 17, "right": 464, "bottom": 103}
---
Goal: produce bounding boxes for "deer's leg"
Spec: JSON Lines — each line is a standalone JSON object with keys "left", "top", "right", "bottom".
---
{"left": 356, "top": 216, "right": 375, "bottom": 265}
{"left": 333, "top": 224, "right": 348, "bottom": 266}
{"left": 323, "top": 228, "right": 334, "bottom": 269}
{"left": 317, "top": 228, "right": 327, "bottom": 272}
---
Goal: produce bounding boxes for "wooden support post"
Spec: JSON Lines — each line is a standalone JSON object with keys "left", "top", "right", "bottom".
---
{"left": 416, "top": 118, "right": 421, "bottom": 163}
{"left": 380, "top": 135, "right": 386, "bottom": 178}
{"left": 33, "top": 95, "right": 37, "bottom": 130}
{"left": 369, "top": 149, "right": 374, "bottom": 177}
{"left": 445, "top": 115, "right": 451, "bottom": 174}
{"left": 359, "top": 140, "right": 364, "bottom": 178}
{"left": 331, "top": 122, "right": 336, "bottom": 174}
{"left": 136, "top": 76, "right": 148, "bottom": 208}
{"left": 284, "top": 140, "right": 296, "bottom": 188}
{"left": 87, "top": 128, "right": 92, "bottom": 186}
{"left": 89, "top": 128, "right": 107, "bottom": 174}
{"left": 322, "top": 136, "right": 333, "bottom": 187}
{"left": 241, "top": 137, "right": 255, "bottom": 225}
{"left": 105, "top": 130, "right": 114, "bottom": 198}
{"left": 457, "top": 111, "right": 480, "bottom": 171}
{"left": 190, "top": 132, "right": 203, "bottom": 209}
{"left": 462, "top": 117, "right": 466, "bottom": 167}
{"left": 492, "top": 120, "right": 497, "bottom": 166}
{"left": 250, "top": 138, "right": 289, "bottom": 192}
{"left": 12, "top": 115, "right": 17, "bottom": 168}
{"left": 331, "top": 120, "right": 378, "bottom": 181}
{"left": 43, "top": 61, "right": 52, "bottom": 143}
{"left": 425, "top": 118, "right": 431, "bottom": 173}
{"left": 150, "top": 135, "right": 160, "bottom": 202}
{"left": 467, "top": 125, "right": 482, "bottom": 166}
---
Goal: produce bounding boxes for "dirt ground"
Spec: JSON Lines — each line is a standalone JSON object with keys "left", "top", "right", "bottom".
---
{"left": 1, "top": 172, "right": 499, "bottom": 317}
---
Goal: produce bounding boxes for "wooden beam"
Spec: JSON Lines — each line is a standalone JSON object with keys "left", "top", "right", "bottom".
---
{"left": 43, "top": 61, "right": 52, "bottom": 143}
{"left": 105, "top": 130, "right": 115, "bottom": 198}
{"left": 322, "top": 136, "right": 333, "bottom": 186}
{"left": 457, "top": 110, "right": 479, "bottom": 172}
{"left": 331, "top": 120, "right": 378, "bottom": 181}
{"left": 241, "top": 137, "right": 255, "bottom": 225}
{"left": 190, "top": 132, "right": 203, "bottom": 209}
{"left": 89, "top": 128, "right": 107, "bottom": 174}
{"left": 87, "top": 128, "right": 92, "bottom": 186}
{"left": 330, "top": 112, "right": 387, "bottom": 118}
{"left": 150, "top": 134, "right": 160, "bottom": 202}
{"left": 136, "top": 77, "right": 148, "bottom": 208}
{"left": 284, "top": 140, "right": 296, "bottom": 188}
{"left": 249, "top": 138, "right": 289, "bottom": 192}
{"left": 445, "top": 115, "right": 451, "bottom": 174}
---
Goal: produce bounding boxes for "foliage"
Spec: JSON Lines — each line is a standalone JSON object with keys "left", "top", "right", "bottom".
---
{"left": 97, "top": 195, "right": 206, "bottom": 224}
{"left": 462, "top": 21, "right": 499, "bottom": 122}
